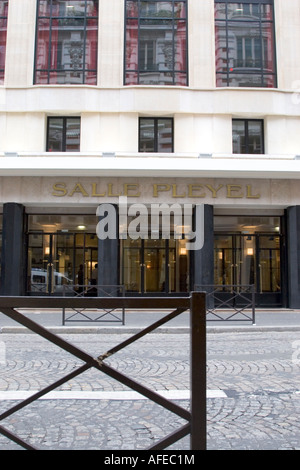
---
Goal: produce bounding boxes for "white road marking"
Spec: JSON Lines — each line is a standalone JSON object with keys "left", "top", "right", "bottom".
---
{"left": 0, "top": 389, "right": 227, "bottom": 400}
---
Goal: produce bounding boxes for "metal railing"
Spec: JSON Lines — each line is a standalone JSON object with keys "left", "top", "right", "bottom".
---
{"left": 62, "top": 285, "right": 125, "bottom": 325}
{"left": 195, "top": 284, "right": 255, "bottom": 324}
{"left": 0, "top": 293, "right": 206, "bottom": 450}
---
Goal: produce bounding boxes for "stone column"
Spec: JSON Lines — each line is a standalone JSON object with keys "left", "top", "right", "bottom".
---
{"left": 192, "top": 204, "right": 214, "bottom": 290}
{"left": 97, "top": 204, "right": 119, "bottom": 291}
{"left": 1, "top": 203, "right": 26, "bottom": 296}
{"left": 287, "top": 206, "right": 300, "bottom": 308}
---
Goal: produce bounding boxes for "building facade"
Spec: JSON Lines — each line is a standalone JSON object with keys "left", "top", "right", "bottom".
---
{"left": 0, "top": 0, "right": 300, "bottom": 308}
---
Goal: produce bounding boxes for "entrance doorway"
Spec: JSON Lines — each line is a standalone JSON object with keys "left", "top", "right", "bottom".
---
{"left": 121, "top": 238, "right": 189, "bottom": 295}
{"left": 214, "top": 217, "right": 283, "bottom": 306}
{"left": 27, "top": 232, "right": 98, "bottom": 295}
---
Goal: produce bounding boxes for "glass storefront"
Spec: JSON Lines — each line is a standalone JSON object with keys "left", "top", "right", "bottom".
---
{"left": 25, "top": 212, "right": 284, "bottom": 304}
{"left": 27, "top": 214, "right": 98, "bottom": 295}
{"left": 120, "top": 211, "right": 190, "bottom": 295}
{"left": 214, "top": 215, "right": 282, "bottom": 306}
{"left": 121, "top": 238, "right": 189, "bottom": 295}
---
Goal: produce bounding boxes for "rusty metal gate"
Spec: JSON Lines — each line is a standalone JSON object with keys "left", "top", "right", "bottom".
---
{"left": 0, "top": 292, "right": 206, "bottom": 450}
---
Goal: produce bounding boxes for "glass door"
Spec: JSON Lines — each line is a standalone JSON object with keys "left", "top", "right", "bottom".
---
{"left": 27, "top": 232, "right": 98, "bottom": 295}
{"left": 122, "top": 239, "right": 142, "bottom": 294}
{"left": 121, "top": 238, "right": 189, "bottom": 295}
{"left": 143, "top": 239, "right": 166, "bottom": 293}
{"left": 28, "top": 233, "right": 72, "bottom": 295}
{"left": 257, "top": 234, "right": 281, "bottom": 306}
{"left": 214, "top": 232, "right": 282, "bottom": 306}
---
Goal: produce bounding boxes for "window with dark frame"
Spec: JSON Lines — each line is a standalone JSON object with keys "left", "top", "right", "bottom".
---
{"left": 232, "top": 119, "right": 264, "bottom": 154}
{"left": 0, "top": 1, "right": 8, "bottom": 85}
{"left": 139, "top": 118, "right": 173, "bottom": 152}
{"left": 47, "top": 117, "right": 81, "bottom": 152}
{"left": 125, "top": 0, "right": 188, "bottom": 86}
{"left": 215, "top": 0, "right": 277, "bottom": 88}
{"left": 34, "top": 0, "right": 98, "bottom": 85}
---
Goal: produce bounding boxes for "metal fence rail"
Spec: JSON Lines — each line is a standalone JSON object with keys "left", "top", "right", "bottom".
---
{"left": 194, "top": 284, "right": 255, "bottom": 324}
{"left": 0, "top": 293, "right": 206, "bottom": 451}
{"left": 62, "top": 285, "right": 125, "bottom": 325}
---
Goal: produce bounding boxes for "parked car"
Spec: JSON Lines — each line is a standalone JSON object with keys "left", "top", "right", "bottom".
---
{"left": 30, "top": 268, "right": 71, "bottom": 293}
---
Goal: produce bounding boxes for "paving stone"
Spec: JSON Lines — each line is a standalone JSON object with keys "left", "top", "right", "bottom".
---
{"left": 0, "top": 331, "right": 299, "bottom": 450}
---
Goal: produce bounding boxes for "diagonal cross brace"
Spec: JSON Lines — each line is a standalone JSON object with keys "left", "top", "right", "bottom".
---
{"left": 0, "top": 303, "right": 194, "bottom": 450}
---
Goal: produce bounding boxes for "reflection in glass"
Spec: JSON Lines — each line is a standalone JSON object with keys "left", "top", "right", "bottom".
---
{"left": 139, "top": 118, "right": 173, "bottom": 152}
{"left": 215, "top": 1, "right": 276, "bottom": 87}
{"left": 125, "top": 0, "right": 187, "bottom": 85}
{"left": 0, "top": 0, "right": 8, "bottom": 84}
{"left": 232, "top": 119, "right": 264, "bottom": 154}
{"left": 47, "top": 117, "right": 80, "bottom": 152}
{"left": 35, "top": 0, "right": 98, "bottom": 84}
{"left": 27, "top": 215, "right": 98, "bottom": 294}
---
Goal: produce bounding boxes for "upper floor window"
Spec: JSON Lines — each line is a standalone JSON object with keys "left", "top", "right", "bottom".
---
{"left": 34, "top": 0, "right": 98, "bottom": 85}
{"left": 47, "top": 116, "right": 80, "bottom": 151}
{"left": 125, "top": 0, "right": 187, "bottom": 86}
{"left": 232, "top": 119, "right": 264, "bottom": 154}
{"left": 215, "top": 1, "right": 276, "bottom": 88}
{"left": 139, "top": 117, "right": 173, "bottom": 152}
{"left": 0, "top": 1, "right": 8, "bottom": 85}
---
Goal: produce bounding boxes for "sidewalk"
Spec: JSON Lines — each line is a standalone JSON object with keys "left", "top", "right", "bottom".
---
{"left": 1, "top": 307, "right": 300, "bottom": 333}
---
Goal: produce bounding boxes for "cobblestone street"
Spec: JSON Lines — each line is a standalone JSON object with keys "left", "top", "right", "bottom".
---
{"left": 0, "top": 329, "right": 300, "bottom": 450}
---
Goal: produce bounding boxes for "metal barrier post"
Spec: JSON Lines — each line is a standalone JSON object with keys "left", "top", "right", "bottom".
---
{"left": 252, "top": 285, "right": 256, "bottom": 325}
{"left": 0, "top": 295, "right": 206, "bottom": 450}
{"left": 190, "top": 292, "right": 207, "bottom": 450}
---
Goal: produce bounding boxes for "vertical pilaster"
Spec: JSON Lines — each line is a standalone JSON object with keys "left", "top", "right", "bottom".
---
{"left": 97, "top": 204, "right": 119, "bottom": 289}
{"left": 1, "top": 203, "right": 26, "bottom": 296}
{"left": 287, "top": 206, "right": 300, "bottom": 308}
{"left": 192, "top": 204, "right": 214, "bottom": 289}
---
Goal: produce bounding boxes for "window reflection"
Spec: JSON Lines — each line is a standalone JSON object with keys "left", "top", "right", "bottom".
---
{"left": 35, "top": 0, "right": 98, "bottom": 85}
{"left": 47, "top": 117, "right": 80, "bottom": 152}
{"left": 215, "top": 1, "right": 276, "bottom": 87}
{"left": 139, "top": 118, "right": 173, "bottom": 152}
{"left": 232, "top": 119, "right": 264, "bottom": 154}
{"left": 0, "top": 1, "right": 8, "bottom": 84}
{"left": 125, "top": 0, "right": 187, "bottom": 85}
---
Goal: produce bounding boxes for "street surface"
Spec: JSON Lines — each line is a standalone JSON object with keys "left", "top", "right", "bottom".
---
{"left": 0, "top": 327, "right": 299, "bottom": 450}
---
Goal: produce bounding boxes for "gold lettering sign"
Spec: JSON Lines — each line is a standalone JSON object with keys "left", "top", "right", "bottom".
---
{"left": 226, "top": 184, "right": 243, "bottom": 198}
{"left": 52, "top": 182, "right": 261, "bottom": 200}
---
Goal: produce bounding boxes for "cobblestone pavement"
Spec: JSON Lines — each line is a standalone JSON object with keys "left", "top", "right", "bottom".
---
{"left": 0, "top": 329, "right": 299, "bottom": 450}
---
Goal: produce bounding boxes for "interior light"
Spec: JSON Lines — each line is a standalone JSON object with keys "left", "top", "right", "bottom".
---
{"left": 77, "top": 225, "right": 86, "bottom": 230}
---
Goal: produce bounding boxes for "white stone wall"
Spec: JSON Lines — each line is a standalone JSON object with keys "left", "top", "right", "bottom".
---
{"left": 0, "top": 0, "right": 299, "bottom": 183}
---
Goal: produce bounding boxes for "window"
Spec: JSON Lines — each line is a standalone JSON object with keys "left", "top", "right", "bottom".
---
{"left": 34, "top": 0, "right": 98, "bottom": 85}
{"left": 47, "top": 117, "right": 80, "bottom": 151}
{"left": 215, "top": 1, "right": 276, "bottom": 87}
{"left": 139, "top": 118, "right": 173, "bottom": 152}
{"left": 232, "top": 119, "right": 264, "bottom": 154}
{"left": 0, "top": 1, "right": 8, "bottom": 85}
{"left": 125, "top": 0, "right": 187, "bottom": 86}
